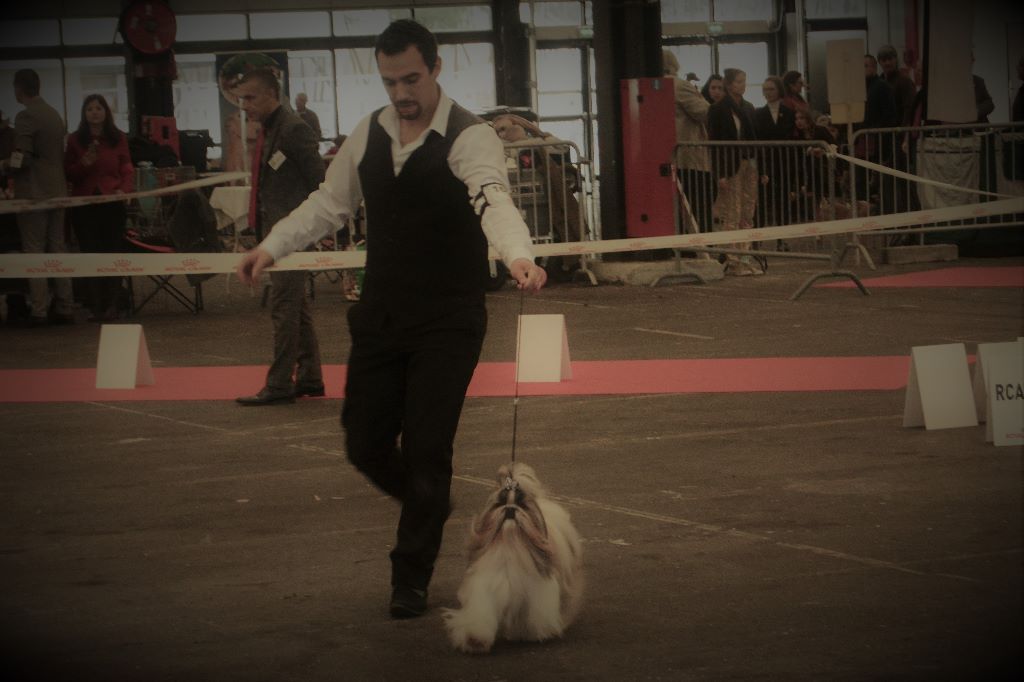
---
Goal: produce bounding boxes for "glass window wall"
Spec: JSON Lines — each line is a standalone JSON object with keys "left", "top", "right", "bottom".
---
{"left": 331, "top": 9, "right": 411, "bottom": 36}
{"left": 176, "top": 14, "right": 247, "bottom": 42}
{"left": 62, "top": 18, "right": 121, "bottom": 47}
{"left": 662, "top": 0, "right": 711, "bottom": 23}
{"left": 415, "top": 5, "right": 492, "bottom": 32}
{"left": 537, "top": 48, "right": 583, "bottom": 116}
{"left": 334, "top": 48, "right": 387, "bottom": 135}
{"left": 805, "top": 0, "right": 867, "bottom": 19}
{"left": 172, "top": 54, "right": 221, "bottom": 146}
{"left": 0, "top": 20, "right": 60, "bottom": 48}
{"left": 437, "top": 43, "right": 496, "bottom": 114}
{"left": 288, "top": 50, "right": 336, "bottom": 146}
{"left": 64, "top": 57, "right": 129, "bottom": 134}
{"left": 713, "top": 0, "right": 774, "bottom": 22}
{"left": 666, "top": 44, "right": 714, "bottom": 84}
{"left": 249, "top": 12, "right": 331, "bottom": 40}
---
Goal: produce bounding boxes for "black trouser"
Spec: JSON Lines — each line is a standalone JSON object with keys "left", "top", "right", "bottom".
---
{"left": 71, "top": 201, "right": 127, "bottom": 314}
{"left": 341, "top": 301, "right": 486, "bottom": 591}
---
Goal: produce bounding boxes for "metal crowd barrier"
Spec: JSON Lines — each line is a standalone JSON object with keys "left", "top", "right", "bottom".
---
{"left": 673, "top": 139, "right": 874, "bottom": 296}
{"left": 502, "top": 137, "right": 597, "bottom": 284}
{"left": 848, "top": 121, "right": 1024, "bottom": 243}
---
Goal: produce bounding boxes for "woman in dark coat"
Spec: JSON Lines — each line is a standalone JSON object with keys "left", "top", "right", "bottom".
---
{"left": 753, "top": 75, "right": 796, "bottom": 226}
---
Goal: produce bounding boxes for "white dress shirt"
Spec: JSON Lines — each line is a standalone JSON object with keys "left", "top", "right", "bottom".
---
{"left": 260, "top": 89, "right": 536, "bottom": 268}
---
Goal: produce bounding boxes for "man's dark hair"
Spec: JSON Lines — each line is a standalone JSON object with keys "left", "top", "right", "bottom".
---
{"left": 238, "top": 68, "right": 281, "bottom": 100}
{"left": 375, "top": 19, "right": 438, "bottom": 72}
{"left": 13, "top": 69, "right": 40, "bottom": 97}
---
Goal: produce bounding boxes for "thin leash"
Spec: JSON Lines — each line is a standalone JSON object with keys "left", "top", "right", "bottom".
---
{"left": 510, "top": 283, "right": 526, "bottom": 464}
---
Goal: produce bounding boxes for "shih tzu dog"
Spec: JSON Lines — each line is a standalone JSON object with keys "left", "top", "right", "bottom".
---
{"left": 443, "top": 462, "right": 583, "bottom": 654}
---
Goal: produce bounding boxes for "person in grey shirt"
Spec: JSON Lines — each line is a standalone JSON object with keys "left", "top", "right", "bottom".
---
{"left": 0, "top": 69, "right": 75, "bottom": 325}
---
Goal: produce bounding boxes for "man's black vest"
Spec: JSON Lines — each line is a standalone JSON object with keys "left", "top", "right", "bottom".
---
{"left": 357, "top": 103, "right": 489, "bottom": 325}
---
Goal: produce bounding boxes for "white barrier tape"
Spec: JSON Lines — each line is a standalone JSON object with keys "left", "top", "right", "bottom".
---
{"left": 832, "top": 152, "right": 1013, "bottom": 199}
{"left": 1, "top": 197, "right": 1021, "bottom": 279}
{"left": 0, "top": 171, "right": 250, "bottom": 215}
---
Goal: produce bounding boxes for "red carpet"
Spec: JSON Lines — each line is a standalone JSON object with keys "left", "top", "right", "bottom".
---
{"left": 820, "top": 266, "right": 1024, "bottom": 288}
{"left": 0, "top": 356, "right": 912, "bottom": 403}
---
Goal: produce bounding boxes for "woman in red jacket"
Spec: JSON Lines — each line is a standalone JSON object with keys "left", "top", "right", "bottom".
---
{"left": 65, "top": 94, "right": 133, "bottom": 321}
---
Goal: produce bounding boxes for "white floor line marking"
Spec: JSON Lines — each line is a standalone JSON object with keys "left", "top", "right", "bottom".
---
{"left": 245, "top": 416, "right": 339, "bottom": 433}
{"left": 499, "top": 415, "right": 902, "bottom": 452}
{"left": 453, "top": 473, "right": 980, "bottom": 583}
{"left": 633, "top": 327, "right": 715, "bottom": 340}
{"left": 629, "top": 414, "right": 902, "bottom": 442}
{"left": 287, "top": 443, "right": 346, "bottom": 457}
{"left": 177, "top": 465, "right": 342, "bottom": 485}
{"left": 87, "top": 402, "right": 237, "bottom": 434}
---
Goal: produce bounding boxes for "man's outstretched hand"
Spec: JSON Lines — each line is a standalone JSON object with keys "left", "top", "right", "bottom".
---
{"left": 509, "top": 258, "right": 547, "bottom": 292}
{"left": 236, "top": 248, "right": 275, "bottom": 286}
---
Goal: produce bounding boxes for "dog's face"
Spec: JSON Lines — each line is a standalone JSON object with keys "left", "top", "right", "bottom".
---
{"left": 468, "top": 463, "right": 554, "bottom": 574}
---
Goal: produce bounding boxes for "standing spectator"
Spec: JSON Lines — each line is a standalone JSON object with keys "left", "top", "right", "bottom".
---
{"left": 707, "top": 68, "right": 764, "bottom": 276}
{"left": 234, "top": 69, "right": 326, "bottom": 406}
{"left": 237, "top": 19, "right": 545, "bottom": 619}
{"left": 294, "top": 92, "right": 323, "bottom": 141}
{"left": 1013, "top": 56, "right": 1024, "bottom": 123}
{"left": 877, "top": 46, "right": 916, "bottom": 126}
{"left": 1008, "top": 56, "right": 1024, "bottom": 183}
{"left": 858, "top": 55, "right": 898, "bottom": 211}
{"left": 862, "top": 55, "right": 898, "bottom": 131}
{"left": 792, "top": 109, "right": 837, "bottom": 222}
{"left": 0, "top": 111, "right": 13, "bottom": 183}
{"left": 782, "top": 71, "right": 810, "bottom": 116}
{"left": 0, "top": 109, "right": 30, "bottom": 324}
{"left": 973, "top": 75, "right": 995, "bottom": 124}
{"left": 701, "top": 74, "right": 725, "bottom": 105}
{"left": 973, "top": 69, "right": 997, "bottom": 196}
{"left": 64, "top": 94, "right": 133, "bottom": 322}
{"left": 0, "top": 69, "right": 75, "bottom": 325}
{"left": 753, "top": 76, "right": 795, "bottom": 227}
{"left": 878, "top": 46, "right": 918, "bottom": 211}
{"left": 662, "top": 50, "right": 713, "bottom": 233}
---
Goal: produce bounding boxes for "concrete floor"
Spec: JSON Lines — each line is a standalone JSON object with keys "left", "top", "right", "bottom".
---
{"left": 1, "top": 256, "right": 1021, "bottom": 681}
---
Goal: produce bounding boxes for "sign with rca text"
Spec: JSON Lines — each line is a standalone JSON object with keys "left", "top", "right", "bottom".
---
{"left": 974, "top": 340, "right": 1024, "bottom": 446}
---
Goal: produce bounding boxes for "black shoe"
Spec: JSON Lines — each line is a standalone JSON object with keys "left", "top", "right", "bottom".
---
{"left": 389, "top": 586, "right": 428, "bottom": 619}
{"left": 236, "top": 387, "right": 295, "bottom": 406}
{"left": 295, "top": 383, "right": 325, "bottom": 398}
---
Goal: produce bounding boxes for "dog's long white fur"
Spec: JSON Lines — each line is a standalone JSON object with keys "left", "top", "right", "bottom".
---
{"left": 444, "top": 463, "right": 583, "bottom": 654}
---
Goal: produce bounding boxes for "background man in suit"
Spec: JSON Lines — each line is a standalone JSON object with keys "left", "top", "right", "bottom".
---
{"left": 236, "top": 19, "right": 546, "bottom": 619}
{"left": 0, "top": 69, "right": 75, "bottom": 325}
{"left": 235, "top": 69, "right": 325, "bottom": 406}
